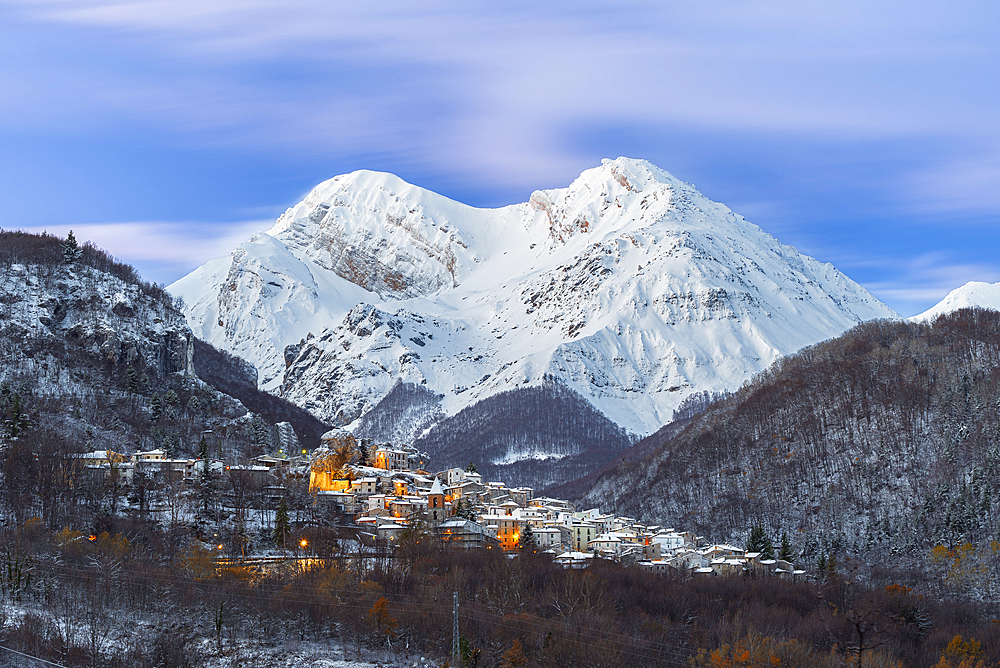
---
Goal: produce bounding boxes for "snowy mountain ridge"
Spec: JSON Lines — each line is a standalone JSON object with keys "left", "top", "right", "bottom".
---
{"left": 170, "top": 157, "right": 898, "bottom": 442}
{"left": 912, "top": 281, "right": 1000, "bottom": 322}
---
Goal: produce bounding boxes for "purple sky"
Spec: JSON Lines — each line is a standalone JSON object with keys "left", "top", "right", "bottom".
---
{"left": 2, "top": 0, "right": 998, "bottom": 316}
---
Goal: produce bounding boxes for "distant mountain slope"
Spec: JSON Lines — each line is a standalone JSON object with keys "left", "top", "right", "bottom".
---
{"left": 913, "top": 281, "right": 1000, "bottom": 321}
{"left": 192, "top": 338, "right": 330, "bottom": 448}
{"left": 578, "top": 308, "right": 1000, "bottom": 577}
{"left": 352, "top": 380, "right": 444, "bottom": 447}
{"left": 171, "top": 158, "right": 897, "bottom": 454}
{"left": 410, "top": 378, "right": 635, "bottom": 488}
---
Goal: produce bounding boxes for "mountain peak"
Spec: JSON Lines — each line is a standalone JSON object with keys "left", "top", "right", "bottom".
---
{"left": 170, "top": 159, "right": 897, "bottom": 443}
{"left": 912, "top": 281, "right": 1000, "bottom": 321}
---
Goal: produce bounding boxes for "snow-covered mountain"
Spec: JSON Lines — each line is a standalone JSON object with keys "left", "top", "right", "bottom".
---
{"left": 170, "top": 158, "right": 897, "bottom": 443}
{"left": 912, "top": 281, "right": 1000, "bottom": 321}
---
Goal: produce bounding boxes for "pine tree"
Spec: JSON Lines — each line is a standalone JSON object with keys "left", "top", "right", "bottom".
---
{"left": 62, "top": 230, "right": 83, "bottom": 265}
{"left": 198, "top": 439, "right": 218, "bottom": 517}
{"left": 126, "top": 365, "right": 138, "bottom": 395}
{"left": 149, "top": 394, "right": 163, "bottom": 421}
{"left": 745, "top": 524, "right": 775, "bottom": 559}
{"left": 455, "top": 499, "right": 477, "bottom": 521}
{"left": 275, "top": 497, "right": 290, "bottom": 549}
{"left": 7, "top": 393, "right": 26, "bottom": 438}
{"left": 778, "top": 532, "right": 796, "bottom": 562}
{"left": 519, "top": 523, "right": 535, "bottom": 552}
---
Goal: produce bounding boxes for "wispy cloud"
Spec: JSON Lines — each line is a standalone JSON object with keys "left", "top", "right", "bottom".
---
{"left": 4, "top": 0, "right": 998, "bottom": 193}
{"left": 904, "top": 152, "right": 1000, "bottom": 215}
{"left": 843, "top": 252, "right": 1000, "bottom": 317}
{"left": 15, "top": 220, "right": 269, "bottom": 283}
{"left": 0, "top": 0, "right": 997, "bottom": 303}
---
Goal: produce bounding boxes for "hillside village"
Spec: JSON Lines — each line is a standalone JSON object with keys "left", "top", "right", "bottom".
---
{"left": 74, "top": 427, "right": 807, "bottom": 580}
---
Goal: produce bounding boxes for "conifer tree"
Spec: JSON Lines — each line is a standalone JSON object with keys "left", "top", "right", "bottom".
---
{"left": 519, "top": 523, "right": 535, "bottom": 552}
{"left": 455, "top": 499, "right": 477, "bottom": 521}
{"left": 778, "top": 531, "right": 796, "bottom": 562}
{"left": 62, "top": 230, "right": 83, "bottom": 265}
{"left": 126, "top": 365, "right": 138, "bottom": 395}
{"left": 745, "top": 524, "right": 775, "bottom": 559}
{"left": 5, "top": 392, "right": 27, "bottom": 438}
{"left": 275, "top": 497, "right": 290, "bottom": 549}
{"left": 149, "top": 394, "right": 163, "bottom": 421}
{"left": 198, "top": 439, "right": 218, "bottom": 517}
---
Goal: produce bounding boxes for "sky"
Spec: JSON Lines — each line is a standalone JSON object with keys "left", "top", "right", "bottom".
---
{"left": 1, "top": 0, "right": 998, "bottom": 317}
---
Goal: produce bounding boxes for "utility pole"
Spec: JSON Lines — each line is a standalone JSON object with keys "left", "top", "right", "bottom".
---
{"left": 452, "top": 591, "right": 459, "bottom": 666}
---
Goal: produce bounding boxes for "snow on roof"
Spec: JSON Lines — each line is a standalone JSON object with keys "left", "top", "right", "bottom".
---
{"left": 429, "top": 477, "right": 444, "bottom": 495}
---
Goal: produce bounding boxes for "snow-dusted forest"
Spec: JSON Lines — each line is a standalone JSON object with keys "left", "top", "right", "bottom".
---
{"left": 584, "top": 308, "right": 1000, "bottom": 599}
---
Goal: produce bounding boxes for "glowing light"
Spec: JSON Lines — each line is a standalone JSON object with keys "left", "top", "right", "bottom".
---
{"left": 300, "top": 539, "right": 308, "bottom": 548}
{"left": 217, "top": 544, "right": 224, "bottom": 550}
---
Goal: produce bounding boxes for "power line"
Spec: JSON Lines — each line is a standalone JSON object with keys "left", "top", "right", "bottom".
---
{"left": 0, "top": 645, "right": 64, "bottom": 668}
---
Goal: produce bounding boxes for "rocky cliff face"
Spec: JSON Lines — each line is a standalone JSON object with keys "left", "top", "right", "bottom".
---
{"left": 1, "top": 261, "right": 195, "bottom": 384}
{"left": 172, "top": 158, "right": 898, "bottom": 456}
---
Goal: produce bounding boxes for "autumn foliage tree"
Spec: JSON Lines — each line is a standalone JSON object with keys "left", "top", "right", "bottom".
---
{"left": 932, "top": 636, "right": 989, "bottom": 668}
{"left": 367, "top": 597, "right": 398, "bottom": 648}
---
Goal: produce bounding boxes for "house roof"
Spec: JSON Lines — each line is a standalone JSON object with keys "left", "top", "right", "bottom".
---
{"left": 439, "top": 519, "right": 468, "bottom": 528}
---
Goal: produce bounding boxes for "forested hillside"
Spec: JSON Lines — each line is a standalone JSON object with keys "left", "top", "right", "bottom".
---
{"left": 413, "top": 378, "right": 635, "bottom": 487}
{"left": 193, "top": 338, "right": 330, "bottom": 448}
{"left": 582, "top": 308, "right": 1000, "bottom": 594}
{"left": 0, "top": 231, "right": 323, "bottom": 527}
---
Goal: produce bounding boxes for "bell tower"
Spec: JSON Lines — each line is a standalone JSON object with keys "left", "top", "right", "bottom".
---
{"left": 427, "top": 478, "right": 446, "bottom": 523}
